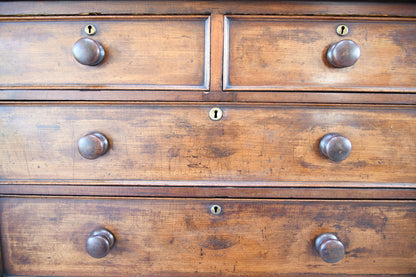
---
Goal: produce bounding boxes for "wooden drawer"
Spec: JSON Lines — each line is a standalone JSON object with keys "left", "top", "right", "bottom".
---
{"left": 224, "top": 16, "right": 416, "bottom": 92}
{"left": 0, "top": 16, "right": 209, "bottom": 90}
{"left": 0, "top": 197, "right": 415, "bottom": 276}
{"left": 1, "top": 104, "right": 415, "bottom": 184}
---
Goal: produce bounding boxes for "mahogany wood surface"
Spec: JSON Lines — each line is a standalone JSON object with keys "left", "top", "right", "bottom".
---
{"left": 1, "top": 197, "right": 415, "bottom": 276}
{"left": 0, "top": 1, "right": 415, "bottom": 276}
{"left": 0, "top": 104, "right": 415, "bottom": 184}
{"left": 0, "top": 16, "right": 209, "bottom": 90}
{"left": 224, "top": 16, "right": 416, "bottom": 92}
{"left": 2, "top": 91, "right": 416, "bottom": 104}
{"left": 1, "top": 185, "right": 416, "bottom": 200}
{"left": 1, "top": 1, "right": 415, "bottom": 17}
{"left": 0, "top": 2, "right": 415, "bottom": 102}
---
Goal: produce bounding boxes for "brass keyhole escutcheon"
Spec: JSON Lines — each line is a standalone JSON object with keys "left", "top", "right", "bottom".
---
{"left": 210, "top": 204, "right": 222, "bottom": 215}
{"left": 209, "top": 107, "right": 223, "bottom": 121}
{"left": 336, "top": 25, "right": 349, "bottom": 36}
{"left": 84, "top": 24, "right": 97, "bottom": 36}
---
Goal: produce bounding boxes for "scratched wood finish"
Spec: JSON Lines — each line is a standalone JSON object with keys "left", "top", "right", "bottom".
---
{"left": 225, "top": 16, "right": 416, "bottom": 92}
{"left": 2, "top": 90, "right": 416, "bottom": 104}
{"left": 0, "top": 104, "right": 415, "bottom": 184}
{"left": 0, "top": 197, "right": 415, "bottom": 276}
{"left": 1, "top": 1, "right": 415, "bottom": 276}
{"left": 0, "top": 16, "right": 209, "bottom": 90}
{"left": 1, "top": 1, "right": 415, "bottom": 17}
{"left": 2, "top": 185, "right": 416, "bottom": 200}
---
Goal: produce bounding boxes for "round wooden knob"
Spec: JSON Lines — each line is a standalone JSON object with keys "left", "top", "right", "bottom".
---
{"left": 319, "top": 133, "right": 352, "bottom": 162}
{"left": 315, "top": 233, "right": 345, "bottom": 263}
{"left": 327, "top": 39, "right": 360, "bottom": 68}
{"left": 86, "top": 228, "right": 115, "bottom": 258}
{"left": 78, "top": 132, "right": 109, "bottom": 159}
{"left": 72, "top": 37, "right": 105, "bottom": 66}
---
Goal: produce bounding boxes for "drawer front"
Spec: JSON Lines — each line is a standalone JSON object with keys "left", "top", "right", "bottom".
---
{"left": 0, "top": 16, "right": 209, "bottom": 90}
{"left": 224, "top": 16, "right": 416, "bottom": 92}
{"left": 1, "top": 197, "right": 415, "bottom": 276}
{"left": 1, "top": 104, "right": 415, "bottom": 183}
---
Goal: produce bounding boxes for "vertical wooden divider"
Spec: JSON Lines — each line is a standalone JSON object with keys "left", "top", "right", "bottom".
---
{"left": 205, "top": 13, "right": 230, "bottom": 101}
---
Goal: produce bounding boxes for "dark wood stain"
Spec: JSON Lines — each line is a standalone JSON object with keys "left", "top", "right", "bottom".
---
{"left": 200, "top": 235, "right": 239, "bottom": 250}
{"left": 0, "top": 197, "right": 415, "bottom": 275}
{"left": 0, "top": 1, "right": 415, "bottom": 276}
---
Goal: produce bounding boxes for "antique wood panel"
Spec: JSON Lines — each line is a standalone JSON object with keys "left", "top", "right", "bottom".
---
{"left": 224, "top": 16, "right": 416, "bottom": 92}
{"left": 1, "top": 185, "right": 416, "bottom": 200}
{"left": 2, "top": 90, "right": 416, "bottom": 104}
{"left": 0, "top": 16, "right": 209, "bottom": 90}
{"left": 1, "top": 1, "right": 415, "bottom": 17}
{"left": 0, "top": 104, "right": 415, "bottom": 184}
{"left": 0, "top": 197, "right": 415, "bottom": 276}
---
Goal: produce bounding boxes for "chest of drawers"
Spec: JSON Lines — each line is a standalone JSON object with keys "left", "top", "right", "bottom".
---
{"left": 0, "top": 1, "right": 415, "bottom": 276}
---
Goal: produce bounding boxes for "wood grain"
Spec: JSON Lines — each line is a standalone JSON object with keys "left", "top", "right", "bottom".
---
{"left": 0, "top": 104, "right": 416, "bottom": 182}
{"left": 0, "top": 104, "right": 415, "bottom": 183}
{"left": 225, "top": 16, "right": 416, "bottom": 92}
{"left": 0, "top": 1, "right": 415, "bottom": 276}
{"left": 206, "top": 13, "right": 225, "bottom": 96}
{"left": 1, "top": 197, "right": 415, "bottom": 276}
{"left": 0, "top": 16, "right": 209, "bottom": 90}
{"left": 1, "top": 90, "right": 416, "bottom": 104}
{"left": 1, "top": 1, "right": 415, "bottom": 17}
{"left": 1, "top": 184, "right": 416, "bottom": 200}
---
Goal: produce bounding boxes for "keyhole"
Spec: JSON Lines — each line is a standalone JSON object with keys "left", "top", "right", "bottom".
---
{"left": 336, "top": 25, "right": 349, "bottom": 36}
{"left": 210, "top": 205, "right": 222, "bottom": 215}
{"left": 84, "top": 24, "right": 96, "bottom": 36}
{"left": 209, "top": 107, "right": 223, "bottom": 121}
